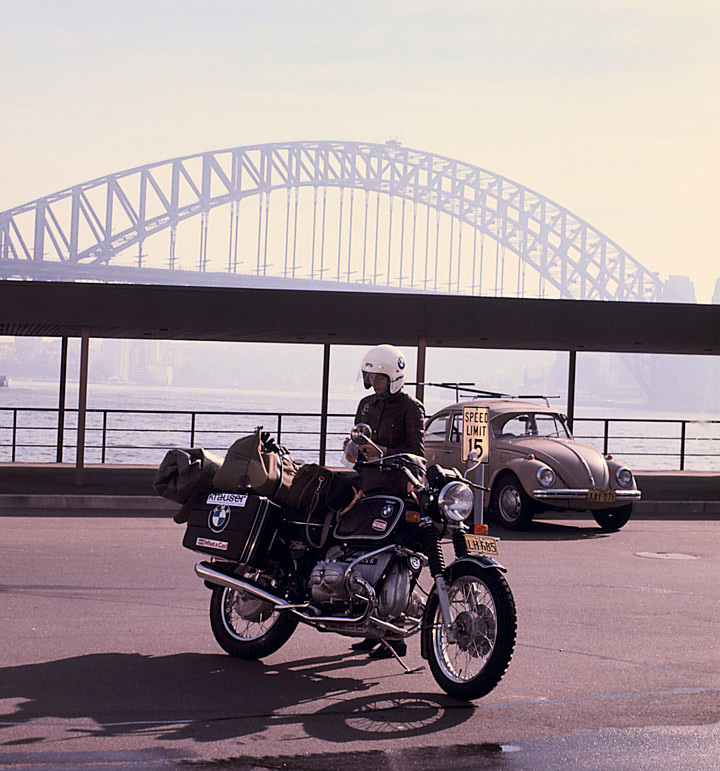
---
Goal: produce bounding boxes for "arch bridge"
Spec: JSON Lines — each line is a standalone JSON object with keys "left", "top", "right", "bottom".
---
{"left": 1, "top": 141, "right": 663, "bottom": 301}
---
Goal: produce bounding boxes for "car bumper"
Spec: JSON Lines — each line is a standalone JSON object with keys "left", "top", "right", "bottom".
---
{"left": 532, "top": 489, "right": 641, "bottom": 502}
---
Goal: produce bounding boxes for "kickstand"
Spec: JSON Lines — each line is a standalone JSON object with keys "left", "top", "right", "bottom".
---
{"left": 378, "top": 641, "right": 424, "bottom": 674}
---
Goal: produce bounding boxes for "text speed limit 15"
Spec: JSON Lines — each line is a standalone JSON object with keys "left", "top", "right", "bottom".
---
{"left": 462, "top": 405, "right": 490, "bottom": 463}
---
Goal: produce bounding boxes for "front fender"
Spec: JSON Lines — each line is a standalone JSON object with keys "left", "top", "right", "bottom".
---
{"left": 420, "top": 557, "right": 507, "bottom": 660}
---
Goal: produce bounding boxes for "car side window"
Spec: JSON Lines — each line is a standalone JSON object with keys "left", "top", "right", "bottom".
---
{"left": 497, "top": 414, "right": 531, "bottom": 437}
{"left": 425, "top": 413, "right": 449, "bottom": 441}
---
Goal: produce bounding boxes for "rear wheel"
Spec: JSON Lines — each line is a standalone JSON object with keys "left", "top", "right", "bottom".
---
{"left": 592, "top": 504, "right": 632, "bottom": 530}
{"left": 422, "top": 563, "right": 516, "bottom": 701}
{"left": 209, "top": 584, "right": 298, "bottom": 659}
{"left": 491, "top": 472, "right": 536, "bottom": 530}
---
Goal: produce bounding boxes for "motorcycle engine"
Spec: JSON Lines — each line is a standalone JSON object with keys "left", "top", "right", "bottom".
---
{"left": 308, "top": 546, "right": 412, "bottom": 619}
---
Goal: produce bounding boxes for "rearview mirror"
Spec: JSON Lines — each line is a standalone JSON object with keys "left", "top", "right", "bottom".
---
{"left": 350, "top": 423, "right": 373, "bottom": 444}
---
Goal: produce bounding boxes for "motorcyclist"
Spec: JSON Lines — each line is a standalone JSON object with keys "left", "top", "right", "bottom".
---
{"left": 348, "top": 343, "right": 425, "bottom": 659}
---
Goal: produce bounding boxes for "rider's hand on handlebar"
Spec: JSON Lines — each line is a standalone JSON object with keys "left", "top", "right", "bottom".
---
{"left": 359, "top": 443, "right": 383, "bottom": 459}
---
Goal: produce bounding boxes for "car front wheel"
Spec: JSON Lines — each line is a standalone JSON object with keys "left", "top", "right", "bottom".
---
{"left": 592, "top": 504, "right": 632, "bottom": 530}
{"left": 491, "top": 472, "right": 536, "bottom": 530}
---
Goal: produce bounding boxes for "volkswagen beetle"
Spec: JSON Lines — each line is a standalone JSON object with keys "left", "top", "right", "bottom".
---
{"left": 424, "top": 399, "right": 641, "bottom": 531}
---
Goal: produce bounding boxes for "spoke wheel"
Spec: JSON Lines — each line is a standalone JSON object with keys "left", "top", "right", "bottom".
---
{"left": 209, "top": 584, "right": 298, "bottom": 659}
{"left": 423, "top": 564, "right": 516, "bottom": 701}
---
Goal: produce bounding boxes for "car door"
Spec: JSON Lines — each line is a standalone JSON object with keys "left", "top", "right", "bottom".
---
{"left": 424, "top": 411, "right": 451, "bottom": 465}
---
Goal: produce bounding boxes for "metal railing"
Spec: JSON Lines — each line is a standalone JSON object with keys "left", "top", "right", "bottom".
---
{"left": 572, "top": 417, "right": 720, "bottom": 471}
{"left": 0, "top": 407, "right": 356, "bottom": 466}
{"left": 1, "top": 407, "right": 719, "bottom": 470}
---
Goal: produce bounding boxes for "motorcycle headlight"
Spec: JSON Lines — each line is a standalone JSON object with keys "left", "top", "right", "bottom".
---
{"left": 616, "top": 467, "right": 633, "bottom": 488}
{"left": 536, "top": 466, "right": 555, "bottom": 488}
{"left": 438, "top": 481, "right": 474, "bottom": 522}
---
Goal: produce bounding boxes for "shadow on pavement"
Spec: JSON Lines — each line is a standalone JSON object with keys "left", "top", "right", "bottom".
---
{"left": 0, "top": 651, "right": 474, "bottom": 745}
{"left": 487, "top": 520, "right": 612, "bottom": 542}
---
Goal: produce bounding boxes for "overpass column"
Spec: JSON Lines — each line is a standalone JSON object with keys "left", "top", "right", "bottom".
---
{"left": 319, "top": 344, "right": 331, "bottom": 465}
{"left": 56, "top": 337, "right": 68, "bottom": 462}
{"left": 567, "top": 350, "right": 577, "bottom": 432}
{"left": 74, "top": 329, "right": 90, "bottom": 487}
{"left": 415, "top": 337, "right": 427, "bottom": 404}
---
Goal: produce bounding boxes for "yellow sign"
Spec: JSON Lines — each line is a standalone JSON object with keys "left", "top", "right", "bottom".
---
{"left": 462, "top": 405, "right": 490, "bottom": 463}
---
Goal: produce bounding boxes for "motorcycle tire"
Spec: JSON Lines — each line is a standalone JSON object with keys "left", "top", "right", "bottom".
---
{"left": 209, "top": 585, "right": 298, "bottom": 659}
{"left": 422, "top": 562, "right": 517, "bottom": 701}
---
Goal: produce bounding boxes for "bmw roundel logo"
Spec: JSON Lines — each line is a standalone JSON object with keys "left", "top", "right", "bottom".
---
{"left": 381, "top": 503, "right": 395, "bottom": 518}
{"left": 208, "top": 505, "right": 231, "bottom": 533}
{"left": 397, "top": 357, "right": 406, "bottom": 369}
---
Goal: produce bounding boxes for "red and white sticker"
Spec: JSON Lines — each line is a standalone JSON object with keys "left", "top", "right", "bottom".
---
{"left": 371, "top": 519, "right": 388, "bottom": 532}
{"left": 197, "top": 537, "right": 229, "bottom": 551}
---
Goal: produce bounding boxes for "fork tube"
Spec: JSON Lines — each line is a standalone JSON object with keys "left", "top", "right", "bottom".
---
{"left": 422, "top": 523, "right": 455, "bottom": 637}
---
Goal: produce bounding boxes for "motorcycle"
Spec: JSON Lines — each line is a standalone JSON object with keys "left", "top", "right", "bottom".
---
{"left": 182, "top": 425, "right": 517, "bottom": 701}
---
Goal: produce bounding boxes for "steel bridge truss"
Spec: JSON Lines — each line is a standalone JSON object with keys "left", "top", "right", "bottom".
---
{"left": 0, "top": 141, "right": 663, "bottom": 301}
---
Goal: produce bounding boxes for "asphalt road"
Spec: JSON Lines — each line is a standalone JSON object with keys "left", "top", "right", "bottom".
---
{"left": 1, "top": 511, "right": 719, "bottom": 770}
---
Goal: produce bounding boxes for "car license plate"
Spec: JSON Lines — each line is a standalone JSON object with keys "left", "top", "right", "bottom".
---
{"left": 464, "top": 533, "right": 499, "bottom": 556}
{"left": 588, "top": 490, "right": 616, "bottom": 503}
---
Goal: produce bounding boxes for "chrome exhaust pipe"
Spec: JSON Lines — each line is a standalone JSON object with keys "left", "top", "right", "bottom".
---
{"left": 195, "top": 561, "right": 293, "bottom": 609}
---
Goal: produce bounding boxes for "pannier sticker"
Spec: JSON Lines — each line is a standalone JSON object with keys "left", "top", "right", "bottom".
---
{"left": 207, "top": 493, "right": 248, "bottom": 507}
{"left": 371, "top": 519, "right": 388, "bottom": 532}
{"left": 208, "top": 505, "right": 231, "bottom": 533}
{"left": 196, "top": 537, "right": 228, "bottom": 551}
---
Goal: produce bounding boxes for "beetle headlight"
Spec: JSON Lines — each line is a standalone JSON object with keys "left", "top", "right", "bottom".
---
{"left": 536, "top": 466, "right": 555, "bottom": 488}
{"left": 616, "top": 467, "right": 633, "bottom": 488}
{"left": 438, "top": 481, "right": 474, "bottom": 522}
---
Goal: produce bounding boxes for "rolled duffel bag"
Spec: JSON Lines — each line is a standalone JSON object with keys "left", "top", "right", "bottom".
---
{"left": 213, "top": 426, "right": 297, "bottom": 499}
{"left": 153, "top": 447, "right": 224, "bottom": 504}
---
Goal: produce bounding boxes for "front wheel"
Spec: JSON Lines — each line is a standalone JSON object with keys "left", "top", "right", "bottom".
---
{"left": 209, "top": 584, "right": 298, "bottom": 659}
{"left": 592, "top": 503, "right": 632, "bottom": 530}
{"left": 422, "top": 563, "right": 517, "bottom": 701}
{"left": 491, "top": 472, "right": 536, "bottom": 530}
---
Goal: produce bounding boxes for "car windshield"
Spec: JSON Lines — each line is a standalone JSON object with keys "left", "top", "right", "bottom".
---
{"left": 492, "top": 412, "right": 570, "bottom": 439}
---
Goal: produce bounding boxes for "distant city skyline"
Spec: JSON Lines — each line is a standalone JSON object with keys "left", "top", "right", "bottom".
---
{"left": 1, "top": 2, "right": 718, "bottom": 300}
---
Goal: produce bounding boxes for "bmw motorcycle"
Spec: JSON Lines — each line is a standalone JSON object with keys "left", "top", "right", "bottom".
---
{"left": 183, "top": 426, "right": 517, "bottom": 701}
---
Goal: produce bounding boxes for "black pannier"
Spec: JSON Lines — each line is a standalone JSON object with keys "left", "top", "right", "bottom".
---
{"left": 182, "top": 490, "right": 281, "bottom": 568}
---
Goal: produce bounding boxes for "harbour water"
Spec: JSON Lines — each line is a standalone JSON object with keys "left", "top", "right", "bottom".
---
{"left": 1, "top": 379, "right": 718, "bottom": 471}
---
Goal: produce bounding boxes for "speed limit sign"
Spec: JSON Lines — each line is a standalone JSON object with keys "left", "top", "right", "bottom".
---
{"left": 462, "top": 405, "right": 490, "bottom": 463}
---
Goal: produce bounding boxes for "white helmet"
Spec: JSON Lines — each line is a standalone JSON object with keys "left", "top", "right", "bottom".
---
{"left": 359, "top": 344, "right": 407, "bottom": 394}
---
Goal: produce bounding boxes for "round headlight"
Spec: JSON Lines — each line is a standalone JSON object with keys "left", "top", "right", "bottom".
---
{"left": 438, "top": 481, "right": 474, "bottom": 522}
{"left": 616, "top": 467, "right": 633, "bottom": 488}
{"left": 536, "top": 466, "right": 555, "bottom": 488}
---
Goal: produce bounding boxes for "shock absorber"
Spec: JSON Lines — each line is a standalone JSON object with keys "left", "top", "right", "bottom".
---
{"left": 421, "top": 522, "right": 445, "bottom": 577}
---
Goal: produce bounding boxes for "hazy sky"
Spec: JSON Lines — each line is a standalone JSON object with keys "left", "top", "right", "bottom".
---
{"left": 2, "top": 0, "right": 718, "bottom": 299}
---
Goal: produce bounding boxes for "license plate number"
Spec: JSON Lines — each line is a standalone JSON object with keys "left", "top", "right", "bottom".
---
{"left": 588, "top": 490, "right": 616, "bottom": 503}
{"left": 464, "top": 533, "right": 499, "bottom": 556}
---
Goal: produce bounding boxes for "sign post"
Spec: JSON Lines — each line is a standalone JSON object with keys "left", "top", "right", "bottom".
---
{"left": 462, "top": 405, "right": 490, "bottom": 527}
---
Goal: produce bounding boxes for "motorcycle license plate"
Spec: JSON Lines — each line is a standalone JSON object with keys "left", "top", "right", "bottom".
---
{"left": 464, "top": 533, "right": 499, "bottom": 556}
{"left": 588, "top": 490, "right": 616, "bottom": 503}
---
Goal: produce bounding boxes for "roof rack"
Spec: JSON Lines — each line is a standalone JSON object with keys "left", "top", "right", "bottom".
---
{"left": 408, "top": 382, "right": 559, "bottom": 407}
